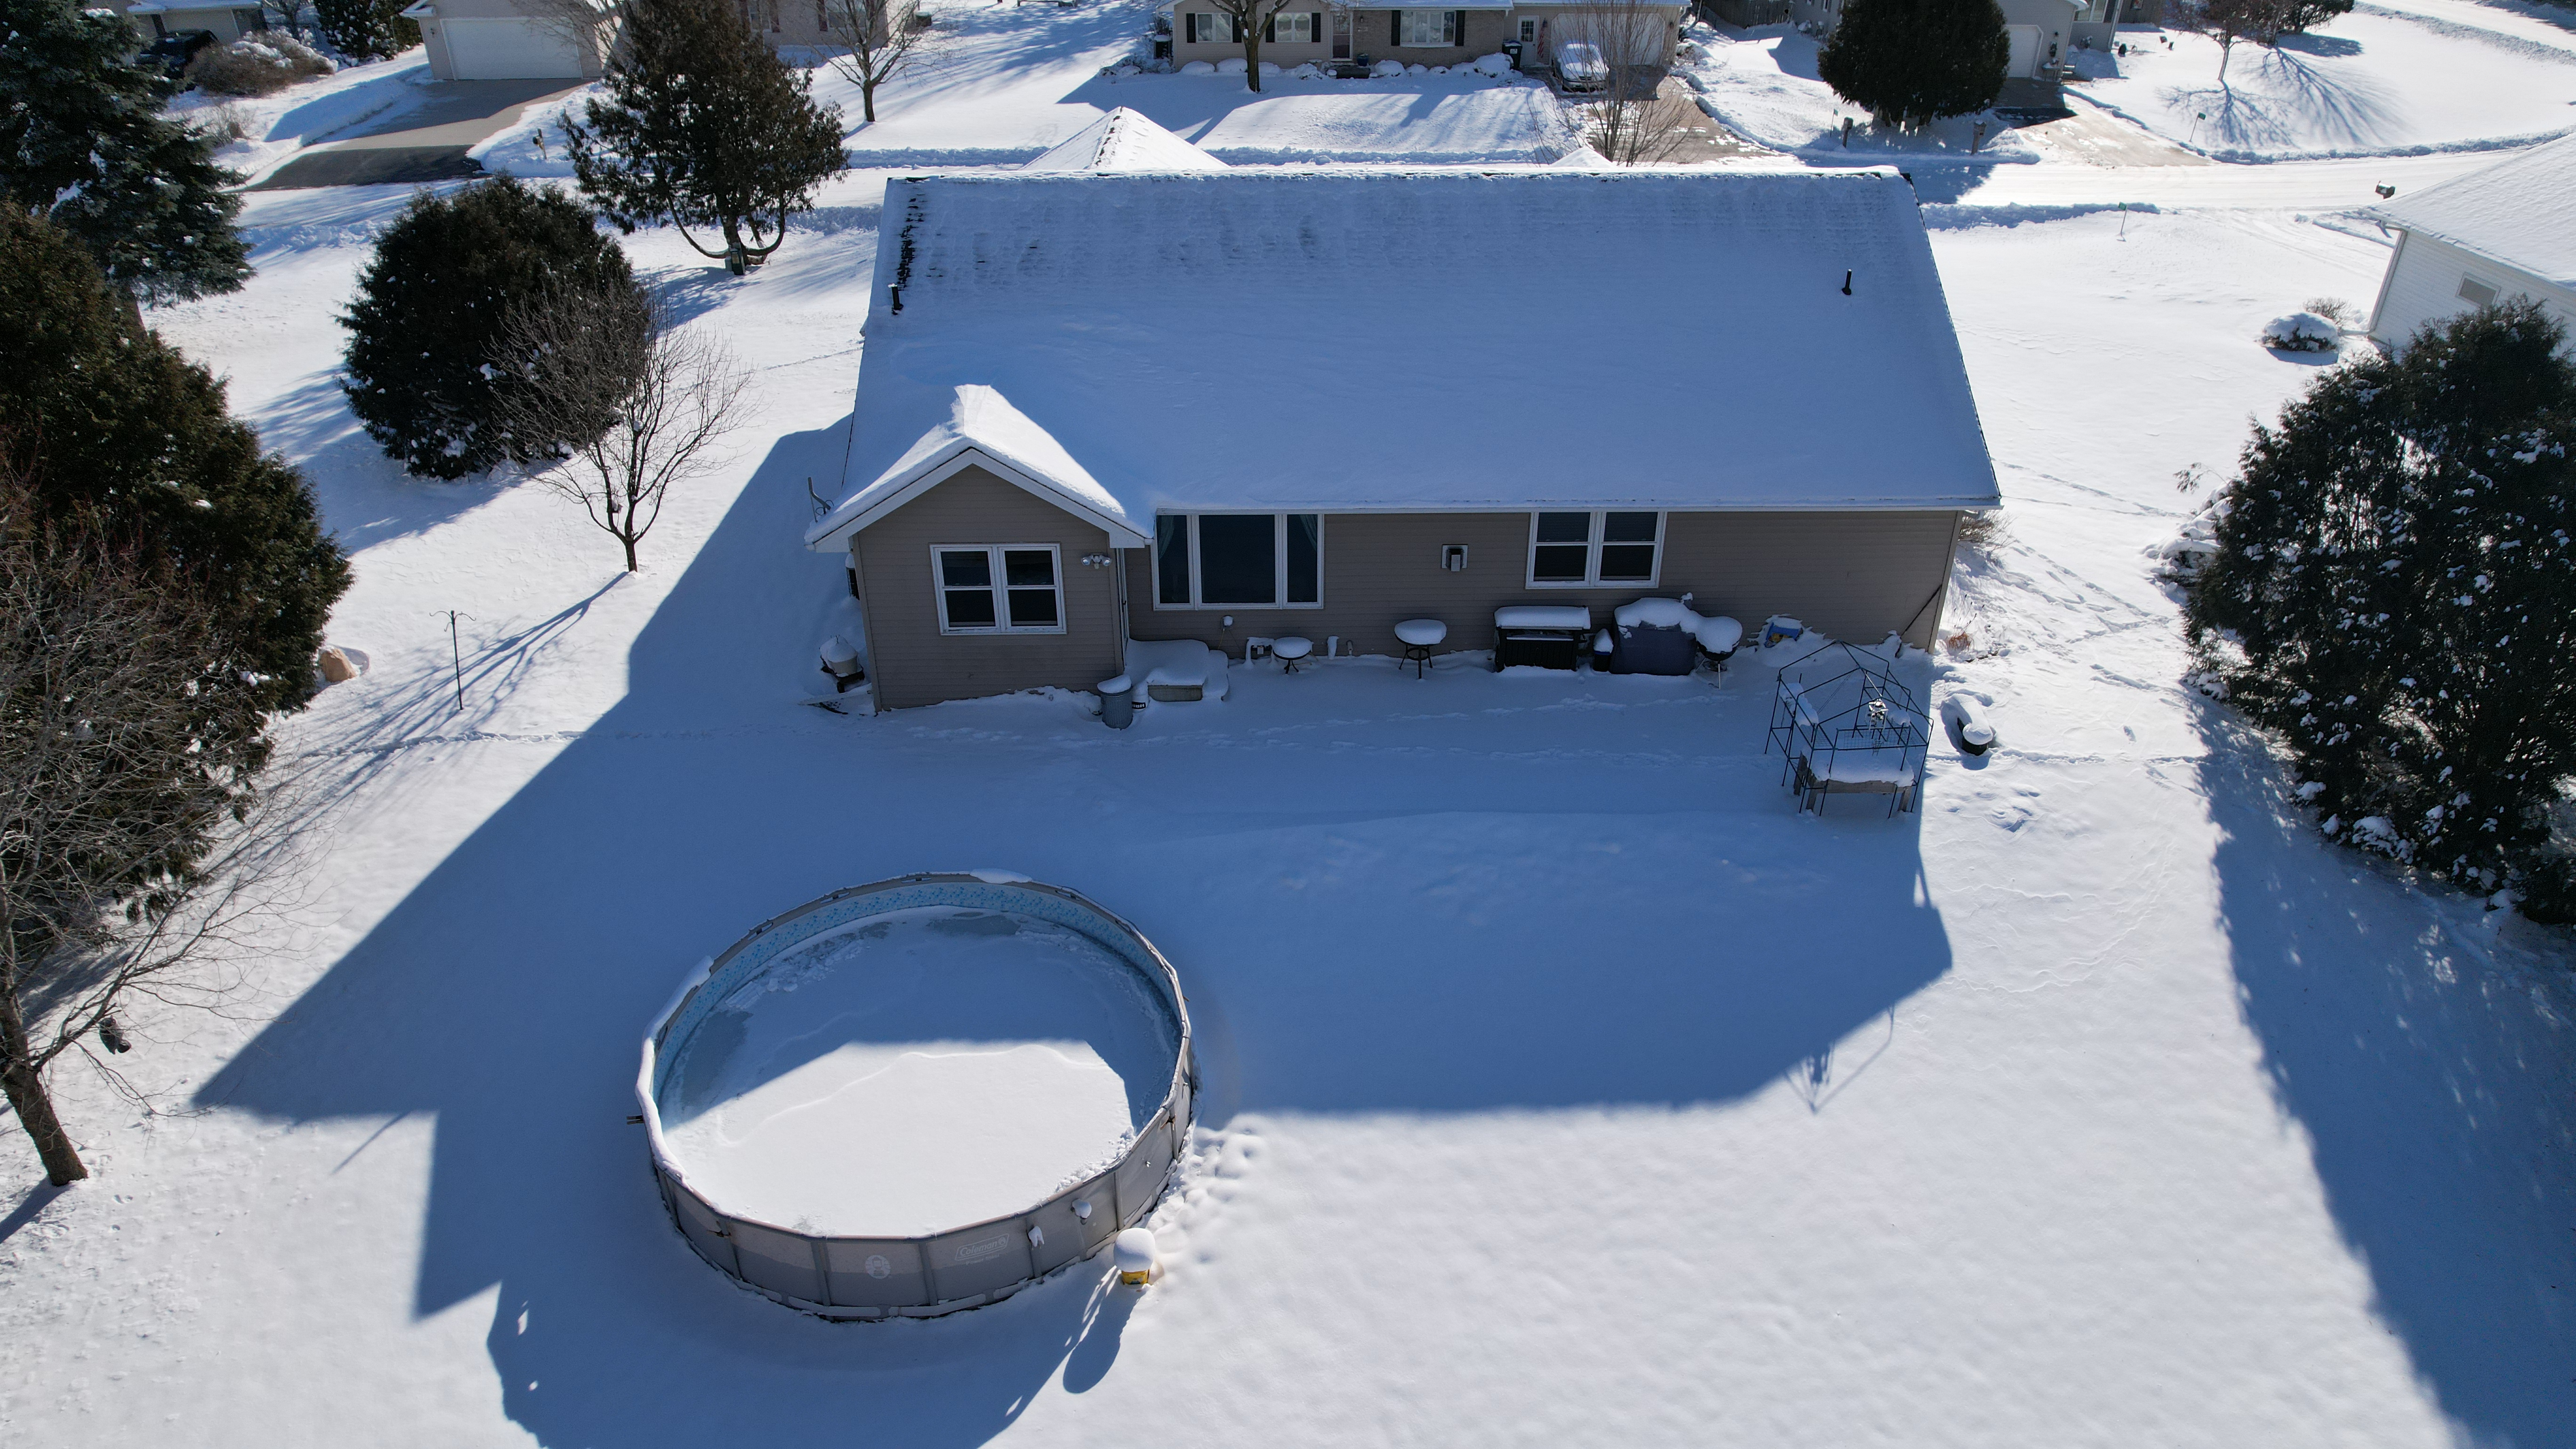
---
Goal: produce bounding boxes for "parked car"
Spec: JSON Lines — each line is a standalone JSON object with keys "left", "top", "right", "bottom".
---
{"left": 1554, "top": 40, "right": 1608, "bottom": 93}
{"left": 142, "top": 28, "right": 217, "bottom": 77}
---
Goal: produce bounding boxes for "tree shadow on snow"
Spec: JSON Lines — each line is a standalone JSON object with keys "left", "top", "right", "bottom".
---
{"left": 2193, "top": 703, "right": 2576, "bottom": 1446}
{"left": 245, "top": 367, "right": 511, "bottom": 552}
{"left": 197, "top": 410, "right": 1954, "bottom": 1445}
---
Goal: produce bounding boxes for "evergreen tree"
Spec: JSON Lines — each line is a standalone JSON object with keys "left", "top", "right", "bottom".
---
{"left": 2185, "top": 302, "right": 2576, "bottom": 910}
{"left": 563, "top": 0, "right": 846, "bottom": 274}
{"left": 340, "top": 177, "right": 639, "bottom": 480}
{"left": 1818, "top": 0, "right": 2010, "bottom": 132}
{"left": 0, "top": 0, "right": 250, "bottom": 305}
{"left": 0, "top": 206, "right": 348, "bottom": 740}
{"left": 314, "top": 0, "right": 421, "bottom": 59}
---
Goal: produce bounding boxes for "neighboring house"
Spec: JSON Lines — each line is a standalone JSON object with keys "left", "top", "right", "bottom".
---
{"left": 1779, "top": 0, "right": 2110, "bottom": 79}
{"left": 111, "top": 0, "right": 272, "bottom": 45}
{"left": 2366, "top": 133, "right": 2576, "bottom": 352}
{"left": 1162, "top": 2, "right": 1684, "bottom": 71}
{"left": 404, "top": 0, "right": 608, "bottom": 80}
{"left": 805, "top": 110, "right": 2000, "bottom": 711}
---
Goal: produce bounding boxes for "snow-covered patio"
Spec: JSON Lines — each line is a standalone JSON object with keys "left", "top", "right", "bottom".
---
{"left": 1, "top": 158, "right": 2569, "bottom": 1444}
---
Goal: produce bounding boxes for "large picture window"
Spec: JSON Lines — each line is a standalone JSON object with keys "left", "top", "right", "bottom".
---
{"left": 1155, "top": 513, "right": 1322, "bottom": 608}
{"left": 1398, "top": 8, "right": 1461, "bottom": 45}
{"left": 933, "top": 545, "right": 1064, "bottom": 633}
{"left": 1528, "top": 511, "right": 1662, "bottom": 587}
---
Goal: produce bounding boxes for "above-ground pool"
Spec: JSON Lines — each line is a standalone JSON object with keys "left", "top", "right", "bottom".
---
{"left": 639, "top": 874, "right": 1194, "bottom": 1319}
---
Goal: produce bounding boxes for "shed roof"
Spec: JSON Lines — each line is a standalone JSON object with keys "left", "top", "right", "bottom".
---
{"left": 2372, "top": 134, "right": 2576, "bottom": 291}
{"left": 811, "top": 167, "right": 2000, "bottom": 551}
{"left": 1021, "top": 108, "right": 1226, "bottom": 174}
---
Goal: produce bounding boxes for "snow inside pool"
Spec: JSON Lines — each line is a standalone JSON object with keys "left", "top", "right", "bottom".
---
{"left": 655, "top": 907, "right": 1180, "bottom": 1238}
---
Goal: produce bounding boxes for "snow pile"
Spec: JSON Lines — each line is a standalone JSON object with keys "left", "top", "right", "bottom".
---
{"left": 2261, "top": 312, "right": 2342, "bottom": 352}
{"left": 2069, "top": 10, "right": 2576, "bottom": 161}
{"left": 1677, "top": 24, "right": 2040, "bottom": 163}
{"left": 1371, "top": 58, "right": 1404, "bottom": 77}
{"left": 656, "top": 906, "right": 1179, "bottom": 1237}
{"left": 1181, "top": 60, "right": 1217, "bottom": 74}
{"left": 1612, "top": 597, "right": 1701, "bottom": 629}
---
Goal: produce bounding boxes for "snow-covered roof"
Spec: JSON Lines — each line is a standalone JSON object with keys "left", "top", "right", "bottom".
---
{"left": 809, "top": 385, "right": 1150, "bottom": 550}
{"left": 1021, "top": 108, "right": 1225, "bottom": 174}
{"left": 2371, "top": 134, "right": 2576, "bottom": 291}
{"left": 813, "top": 168, "right": 1998, "bottom": 549}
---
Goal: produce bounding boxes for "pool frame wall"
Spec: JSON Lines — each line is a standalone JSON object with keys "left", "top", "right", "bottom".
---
{"left": 637, "top": 873, "right": 1196, "bottom": 1320}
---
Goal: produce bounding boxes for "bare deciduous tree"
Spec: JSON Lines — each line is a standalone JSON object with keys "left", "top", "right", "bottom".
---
{"left": 0, "top": 477, "right": 301, "bottom": 1186}
{"left": 516, "top": 0, "right": 620, "bottom": 67}
{"left": 1190, "top": 0, "right": 1302, "bottom": 92}
{"left": 490, "top": 284, "right": 748, "bottom": 573}
{"left": 821, "top": 0, "right": 944, "bottom": 123}
{"left": 1560, "top": 1, "right": 1692, "bottom": 164}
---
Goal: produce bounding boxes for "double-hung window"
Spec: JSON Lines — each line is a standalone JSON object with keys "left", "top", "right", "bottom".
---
{"left": 1188, "top": 10, "right": 1238, "bottom": 41}
{"left": 1267, "top": 9, "right": 1315, "bottom": 41}
{"left": 1155, "top": 513, "right": 1322, "bottom": 607}
{"left": 934, "top": 545, "right": 1064, "bottom": 633}
{"left": 1398, "top": 8, "right": 1461, "bottom": 46}
{"left": 1528, "top": 511, "right": 1662, "bottom": 587}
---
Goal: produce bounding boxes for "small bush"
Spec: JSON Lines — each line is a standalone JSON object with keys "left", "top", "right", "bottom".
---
{"left": 1955, "top": 507, "right": 2004, "bottom": 552}
{"left": 185, "top": 34, "right": 334, "bottom": 96}
{"left": 315, "top": 0, "right": 423, "bottom": 61}
{"left": 191, "top": 101, "right": 255, "bottom": 143}
{"left": 2260, "top": 312, "right": 2339, "bottom": 352}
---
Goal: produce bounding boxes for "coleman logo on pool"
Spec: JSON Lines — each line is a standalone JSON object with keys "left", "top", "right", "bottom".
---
{"left": 864, "top": 1255, "right": 892, "bottom": 1279}
{"left": 953, "top": 1234, "right": 1011, "bottom": 1265}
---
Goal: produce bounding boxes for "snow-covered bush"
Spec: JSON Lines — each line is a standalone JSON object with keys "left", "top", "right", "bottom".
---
{"left": 1216, "top": 56, "right": 1245, "bottom": 74}
{"left": 1406, "top": 62, "right": 1429, "bottom": 74}
{"left": 1471, "top": 51, "right": 1513, "bottom": 76}
{"left": 1289, "top": 61, "right": 1321, "bottom": 78}
{"left": 1370, "top": 57, "right": 1403, "bottom": 76}
{"left": 2260, "top": 311, "right": 2340, "bottom": 352}
{"left": 185, "top": 34, "right": 334, "bottom": 97}
{"left": 2184, "top": 300, "right": 2576, "bottom": 911}
{"left": 1181, "top": 59, "right": 1217, "bottom": 74}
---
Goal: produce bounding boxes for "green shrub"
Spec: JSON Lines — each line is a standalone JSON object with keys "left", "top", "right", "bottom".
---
{"left": 341, "top": 177, "right": 639, "bottom": 479}
{"left": 185, "top": 33, "right": 334, "bottom": 97}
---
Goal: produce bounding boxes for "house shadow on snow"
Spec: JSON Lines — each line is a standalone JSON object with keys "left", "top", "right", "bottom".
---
{"left": 2192, "top": 703, "right": 2576, "bottom": 1446}
{"left": 198, "top": 416, "right": 1954, "bottom": 1446}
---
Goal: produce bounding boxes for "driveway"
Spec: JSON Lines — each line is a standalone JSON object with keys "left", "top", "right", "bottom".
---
{"left": 250, "top": 78, "right": 583, "bottom": 190}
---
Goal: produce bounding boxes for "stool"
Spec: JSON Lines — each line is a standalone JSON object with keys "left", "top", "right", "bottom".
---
{"left": 1395, "top": 619, "right": 1445, "bottom": 678}
{"left": 1272, "top": 636, "right": 1314, "bottom": 673}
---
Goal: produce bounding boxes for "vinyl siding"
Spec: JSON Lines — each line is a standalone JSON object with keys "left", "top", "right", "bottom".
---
{"left": 2370, "top": 230, "right": 2576, "bottom": 352}
{"left": 1127, "top": 509, "right": 1961, "bottom": 658}
{"left": 850, "top": 467, "right": 1124, "bottom": 711}
{"left": 1169, "top": 8, "right": 1512, "bottom": 67}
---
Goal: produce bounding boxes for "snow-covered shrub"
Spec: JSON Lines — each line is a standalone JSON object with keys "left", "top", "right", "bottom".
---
{"left": 1406, "top": 62, "right": 1429, "bottom": 74}
{"left": 1955, "top": 507, "right": 2004, "bottom": 555}
{"left": 1181, "top": 59, "right": 1217, "bottom": 74}
{"left": 1370, "top": 58, "right": 1403, "bottom": 76}
{"left": 2184, "top": 300, "right": 2576, "bottom": 907}
{"left": 186, "top": 34, "right": 333, "bottom": 97}
{"left": 190, "top": 101, "right": 254, "bottom": 144}
{"left": 1290, "top": 61, "right": 1321, "bottom": 78}
{"left": 2260, "top": 312, "right": 2340, "bottom": 352}
{"left": 1471, "top": 51, "right": 1513, "bottom": 76}
{"left": 1216, "top": 56, "right": 1246, "bottom": 74}
{"left": 2304, "top": 295, "right": 2358, "bottom": 330}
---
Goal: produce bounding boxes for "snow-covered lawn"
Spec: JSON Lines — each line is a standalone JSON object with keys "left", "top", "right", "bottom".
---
{"left": 1681, "top": 22, "right": 2042, "bottom": 162}
{"left": 0, "top": 169, "right": 2569, "bottom": 1445}
{"left": 2070, "top": 9, "right": 2576, "bottom": 159}
{"left": 471, "top": 0, "right": 1573, "bottom": 173}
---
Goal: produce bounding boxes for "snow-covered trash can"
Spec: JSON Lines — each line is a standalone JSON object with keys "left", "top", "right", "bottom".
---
{"left": 2261, "top": 313, "right": 2340, "bottom": 353}
{"left": 820, "top": 635, "right": 864, "bottom": 692}
{"left": 1098, "top": 674, "right": 1135, "bottom": 729}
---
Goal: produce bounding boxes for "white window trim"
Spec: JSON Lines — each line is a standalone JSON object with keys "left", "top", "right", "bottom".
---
{"left": 932, "top": 543, "right": 1066, "bottom": 635}
{"left": 1153, "top": 512, "right": 1326, "bottom": 610}
{"left": 1269, "top": 9, "right": 1314, "bottom": 41}
{"left": 1525, "top": 510, "right": 1665, "bottom": 588}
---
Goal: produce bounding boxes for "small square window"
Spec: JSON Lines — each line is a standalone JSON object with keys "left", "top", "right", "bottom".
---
{"left": 934, "top": 546, "right": 1064, "bottom": 633}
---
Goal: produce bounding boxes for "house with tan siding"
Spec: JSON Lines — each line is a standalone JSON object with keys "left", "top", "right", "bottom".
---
{"left": 806, "top": 112, "right": 2000, "bottom": 711}
{"left": 1161, "top": 0, "right": 1684, "bottom": 72}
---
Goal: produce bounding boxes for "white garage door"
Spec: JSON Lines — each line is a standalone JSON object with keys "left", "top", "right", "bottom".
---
{"left": 439, "top": 18, "right": 584, "bottom": 80}
{"left": 2004, "top": 24, "right": 2041, "bottom": 78}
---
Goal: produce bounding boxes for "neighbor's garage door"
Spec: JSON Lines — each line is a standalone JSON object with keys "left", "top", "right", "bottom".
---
{"left": 2004, "top": 24, "right": 2040, "bottom": 77}
{"left": 438, "top": 18, "right": 583, "bottom": 80}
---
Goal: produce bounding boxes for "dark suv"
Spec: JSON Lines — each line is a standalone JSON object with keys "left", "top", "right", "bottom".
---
{"left": 142, "top": 28, "right": 217, "bottom": 77}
